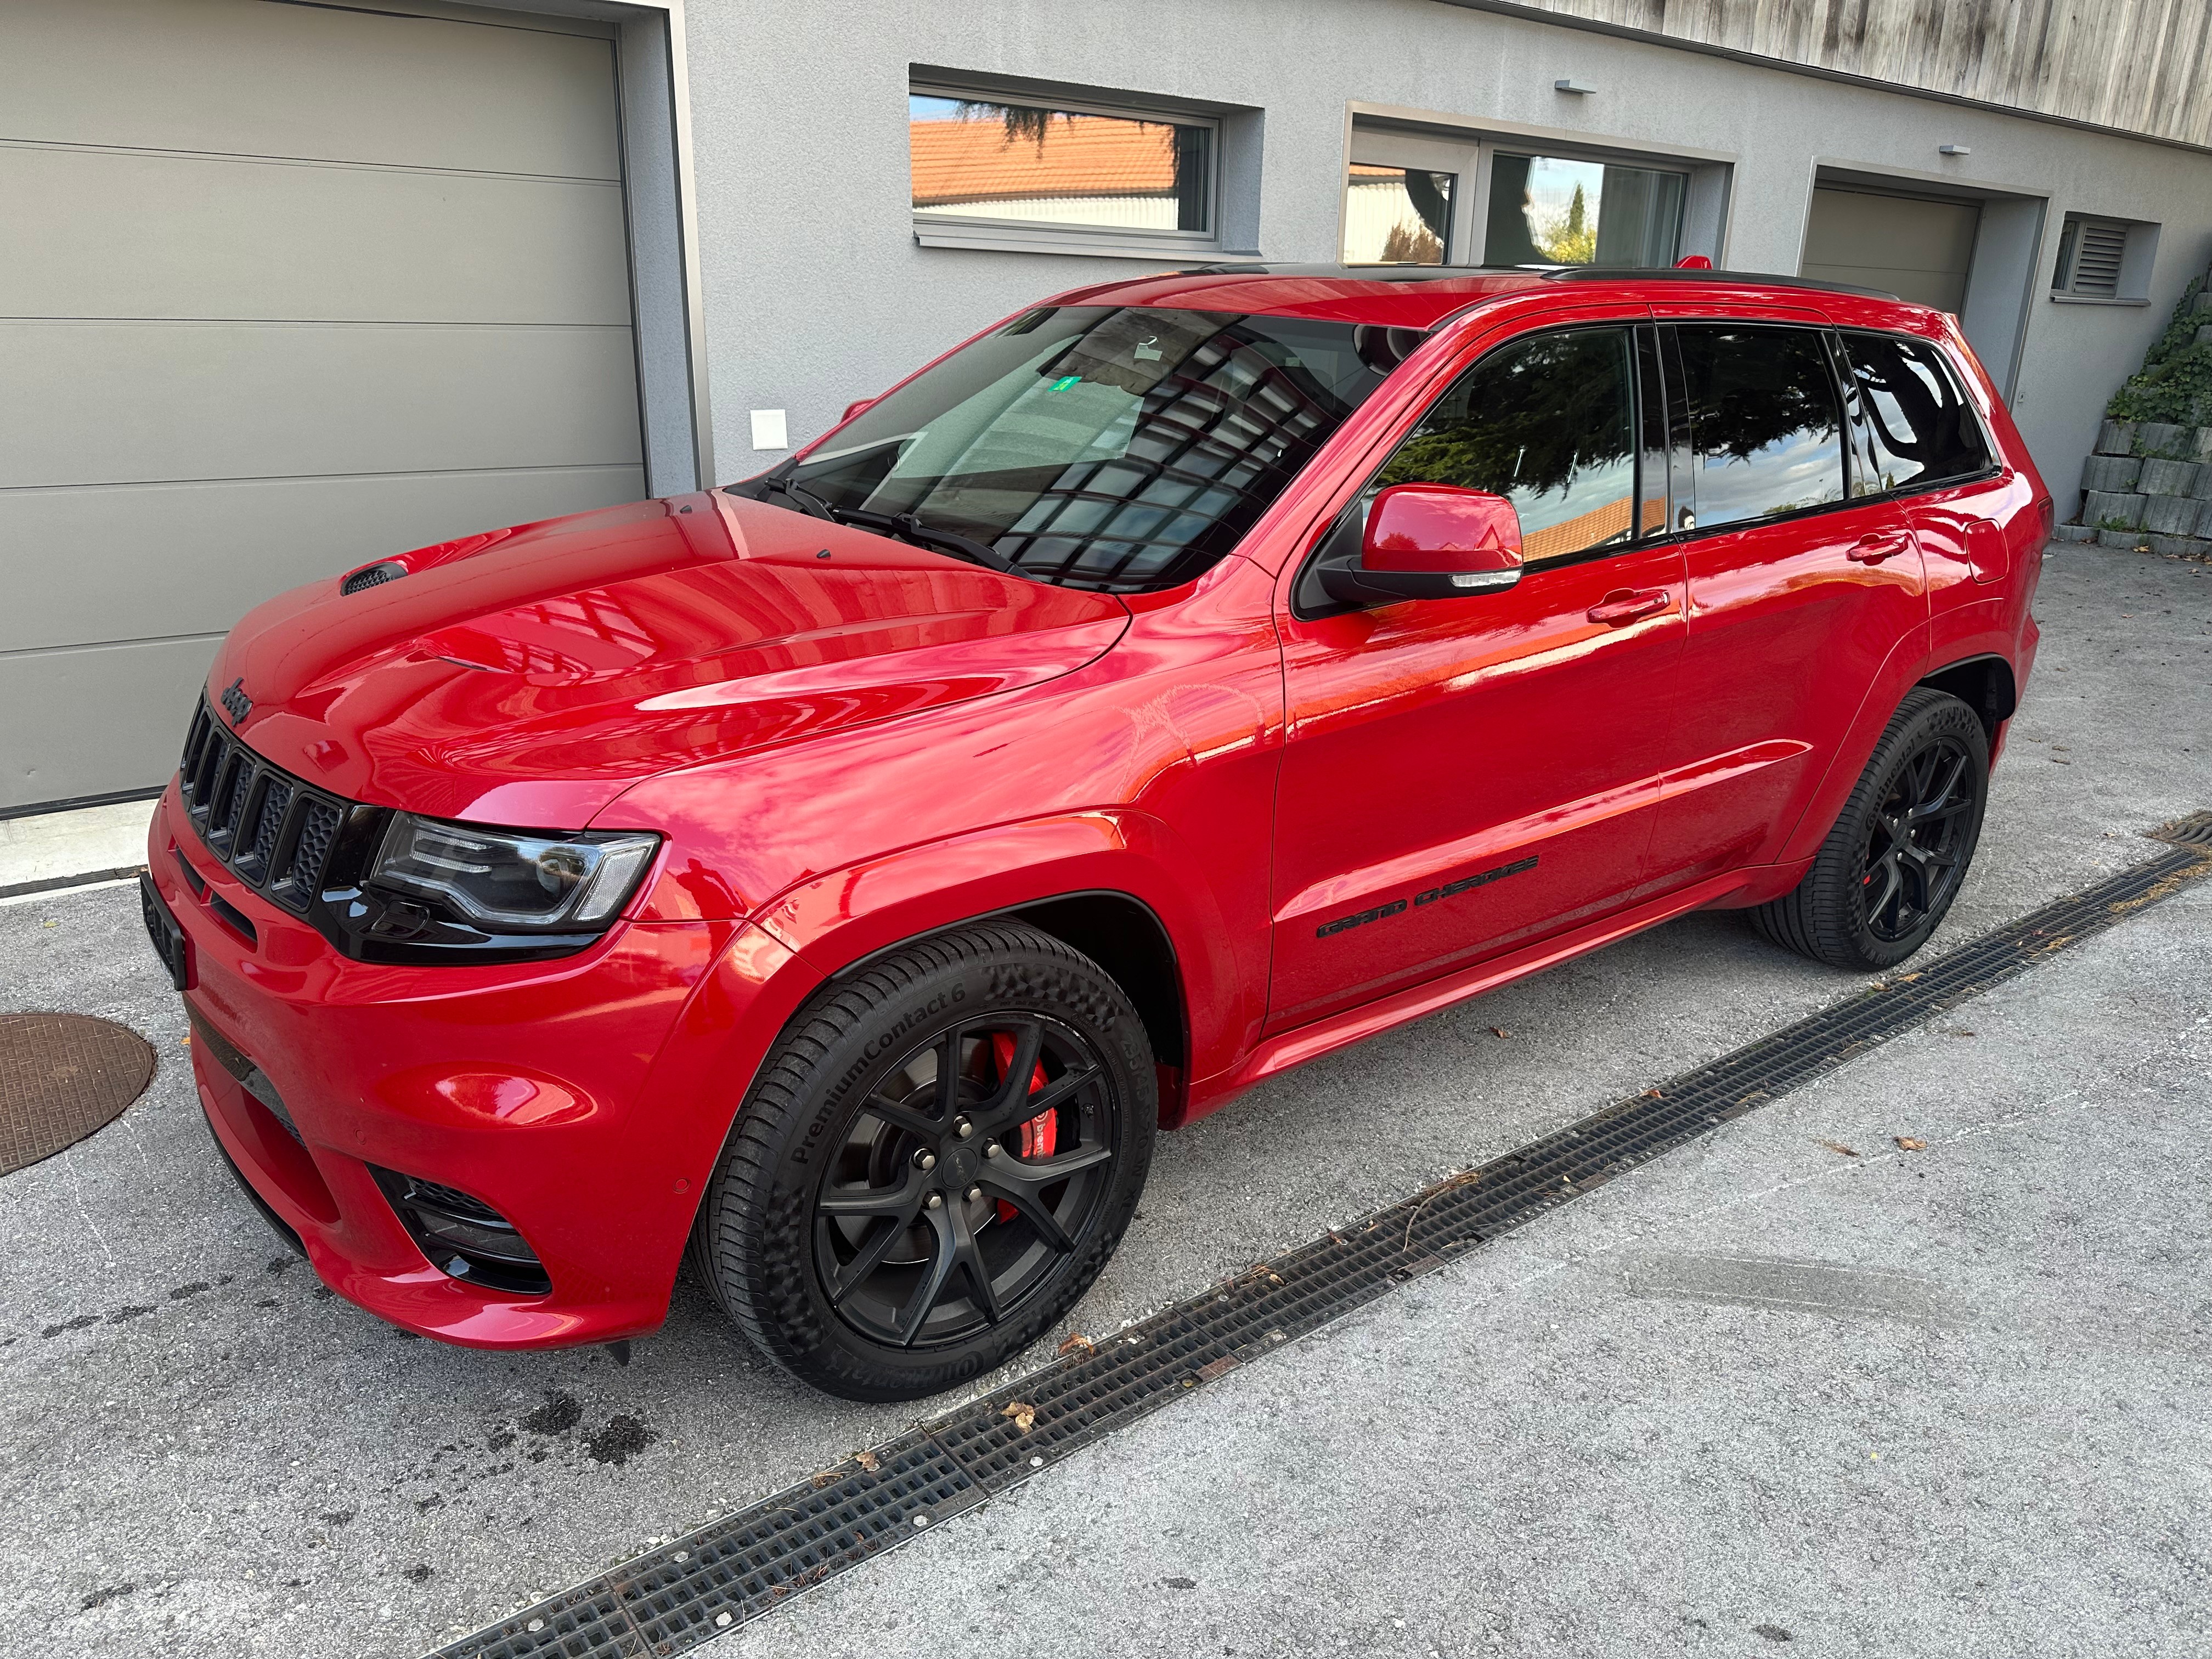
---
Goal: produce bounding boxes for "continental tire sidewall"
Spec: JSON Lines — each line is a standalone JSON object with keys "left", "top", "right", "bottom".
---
{"left": 700, "top": 924, "right": 1155, "bottom": 1402}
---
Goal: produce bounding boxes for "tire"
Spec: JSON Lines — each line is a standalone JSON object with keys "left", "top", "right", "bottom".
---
{"left": 1751, "top": 688, "right": 1990, "bottom": 971}
{"left": 692, "top": 921, "right": 1155, "bottom": 1401}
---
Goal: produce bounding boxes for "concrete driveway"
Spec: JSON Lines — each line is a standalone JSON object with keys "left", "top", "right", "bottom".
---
{"left": 2, "top": 544, "right": 2207, "bottom": 1658}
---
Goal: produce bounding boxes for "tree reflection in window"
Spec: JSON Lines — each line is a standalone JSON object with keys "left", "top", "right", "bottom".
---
{"left": 1674, "top": 326, "right": 1846, "bottom": 529}
{"left": 1375, "top": 328, "right": 1639, "bottom": 563}
{"left": 1836, "top": 331, "right": 1990, "bottom": 494}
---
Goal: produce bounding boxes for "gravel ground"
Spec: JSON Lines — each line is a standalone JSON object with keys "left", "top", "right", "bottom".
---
{"left": 0, "top": 544, "right": 2207, "bottom": 1657}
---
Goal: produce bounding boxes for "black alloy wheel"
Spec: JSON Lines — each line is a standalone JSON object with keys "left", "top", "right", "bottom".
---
{"left": 1750, "top": 687, "right": 1990, "bottom": 971}
{"left": 812, "top": 1013, "right": 1118, "bottom": 1350}
{"left": 1858, "top": 733, "right": 1976, "bottom": 943}
{"left": 693, "top": 922, "right": 1155, "bottom": 1401}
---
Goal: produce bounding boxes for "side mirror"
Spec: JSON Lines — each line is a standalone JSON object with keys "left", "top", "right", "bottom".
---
{"left": 840, "top": 396, "right": 876, "bottom": 424}
{"left": 1319, "top": 483, "right": 1525, "bottom": 606}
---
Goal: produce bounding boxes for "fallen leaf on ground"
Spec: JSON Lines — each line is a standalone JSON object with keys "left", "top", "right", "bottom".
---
{"left": 1643, "top": 1088, "right": 1664, "bottom": 1099}
{"left": 854, "top": 1449, "right": 879, "bottom": 1472}
{"left": 1491, "top": 1026, "right": 1511, "bottom": 1039}
{"left": 1002, "top": 1401, "right": 1037, "bottom": 1433}
{"left": 1815, "top": 1139, "right": 1860, "bottom": 1158}
{"left": 1894, "top": 1137, "right": 1928, "bottom": 1152}
{"left": 1056, "top": 1333, "right": 1094, "bottom": 1358}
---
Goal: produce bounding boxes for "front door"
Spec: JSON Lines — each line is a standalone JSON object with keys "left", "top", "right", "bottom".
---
{"left": 1268, "top": 319, "right": 1687, "bottom": 1032}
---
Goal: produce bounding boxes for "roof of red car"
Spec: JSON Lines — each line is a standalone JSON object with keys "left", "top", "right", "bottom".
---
{"left": 1046, "top": 264, "right": 1906, "bottom": 331}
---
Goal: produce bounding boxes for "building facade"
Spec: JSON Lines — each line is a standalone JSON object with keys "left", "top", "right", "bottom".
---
{"left": 4, "top": 0, "right": 2208, "bottom": 810}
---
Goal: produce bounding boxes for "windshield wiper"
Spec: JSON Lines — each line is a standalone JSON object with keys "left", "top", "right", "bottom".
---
{"left": 837, "top": 507, "right": 1025, "bottom": 577}
{"left": 743, "top": 475, "right": 1025, "bottom": 578}
{"left": 749, "top": 473, "right": 844, "bottom": 524}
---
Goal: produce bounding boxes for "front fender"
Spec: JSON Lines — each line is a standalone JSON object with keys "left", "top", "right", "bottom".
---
{"left": 749, "top": 809, "right": 1257, "bottom": 1099}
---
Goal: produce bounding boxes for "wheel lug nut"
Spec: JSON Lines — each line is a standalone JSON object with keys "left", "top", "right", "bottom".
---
{"left": 984, "top": 1143, "right": 1001, "bottom": 1159}
{"left": 926, "top": 1193, "right": 944, "bottom": 1210}
{"left": 965, "top": 1186, "right": 981, "bottom": 1203}
{"left": 955, "top": 1119, "right": 974, "bottom": 1140}
{"left": 915, "top": 1151, "right": 936, "bottom": 1171}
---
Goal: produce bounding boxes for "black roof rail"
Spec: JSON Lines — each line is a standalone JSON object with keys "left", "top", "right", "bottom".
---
{"left": 1541, "top": 266, "right": 1900, "bottom": 300}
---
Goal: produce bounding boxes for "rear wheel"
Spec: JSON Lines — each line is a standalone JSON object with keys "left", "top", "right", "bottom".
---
{"left": 1751, "top": 688, "right": 1989, "bottom": 970}
{"left": 693, "top": 922, "right": 1154, "bottom": 1401}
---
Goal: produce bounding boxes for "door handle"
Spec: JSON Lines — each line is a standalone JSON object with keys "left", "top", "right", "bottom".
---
{"left": 1847, "top": 532, "right": 1912, "bottom": 563}
{"left": 1587, "top": 588, "right": 1671, "bottom": 625}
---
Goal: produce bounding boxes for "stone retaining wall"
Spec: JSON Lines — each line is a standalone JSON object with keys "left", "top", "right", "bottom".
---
{"left": 2056, "top": 417, "right": 2212, "bottom": 555}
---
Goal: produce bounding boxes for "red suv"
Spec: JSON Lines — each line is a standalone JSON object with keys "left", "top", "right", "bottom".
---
{"left": 144, "top": 266, "right": 2045, "bottom": 1399}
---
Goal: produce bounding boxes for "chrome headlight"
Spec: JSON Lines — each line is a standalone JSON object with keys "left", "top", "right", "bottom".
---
{"left": 366, "top": 815, "right": 659, "bottom": 933}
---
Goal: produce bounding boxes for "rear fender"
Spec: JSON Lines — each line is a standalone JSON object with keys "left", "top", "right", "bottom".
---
{"left": 1775, "top": 620, "right": 1934, "bottom": 867}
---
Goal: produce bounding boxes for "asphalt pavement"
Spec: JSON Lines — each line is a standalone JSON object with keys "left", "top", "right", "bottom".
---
{"left": 1, "top": 544, "right": 2207, "bottom": 1658}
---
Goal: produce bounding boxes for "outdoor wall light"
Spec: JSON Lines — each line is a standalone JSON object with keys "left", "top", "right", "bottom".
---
{"left": 1555, "top": 78, "right": 1596, "bottom": 94}
{"left": 1939, "top": 144, "right": 1972, "bottom": 155}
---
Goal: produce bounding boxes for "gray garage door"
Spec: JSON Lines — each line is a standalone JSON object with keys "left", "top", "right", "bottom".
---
{"left": 1801, "top": 185, "right": 1982, "bottom": 314}
{"left": 0, "top": 0, "right": 646, "bottom": 811}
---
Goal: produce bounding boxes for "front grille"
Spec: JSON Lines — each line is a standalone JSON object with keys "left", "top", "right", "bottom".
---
{"left": 177, "top": 699, "right": 351, "bottom": 913}
{"left": 370, "top": 1166, "right": 551, "bottom": 1295}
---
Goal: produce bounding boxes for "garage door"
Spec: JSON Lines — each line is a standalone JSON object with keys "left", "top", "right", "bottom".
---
{"left": 1800, "top": 186, "right": 1981, "bottom": 313}
{"left": 0, "top": 0, "right": 646, "bottom": 811}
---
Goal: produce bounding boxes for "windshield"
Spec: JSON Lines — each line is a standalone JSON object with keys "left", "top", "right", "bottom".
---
{"left": 738, "top": 306, "right": 1413, "bottom": 591}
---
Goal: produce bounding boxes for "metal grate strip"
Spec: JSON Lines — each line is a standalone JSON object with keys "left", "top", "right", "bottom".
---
{"left": 430, "top": 831, "right": 2212, "bottom": 1659}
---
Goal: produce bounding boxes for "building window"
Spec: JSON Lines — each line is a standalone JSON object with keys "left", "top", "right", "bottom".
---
{"left": 1340, "top": 126, "right": 1700, "bottom": 270}
{"left": 2051, "top": 215, "right": 2130, "bottom": 299}
{"left": 910, "top": 85, "right": 1218, "bottom": 256}
{"left": 1342, "top": 166, "right": 1454, "bottom": 265}
{"left": 1483, "top": 155, "right": 1685, "bottom": 267}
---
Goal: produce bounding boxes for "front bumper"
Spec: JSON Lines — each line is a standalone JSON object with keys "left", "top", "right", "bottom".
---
{"left": 149, "top": 786, "right": 806, "bottom": 1347}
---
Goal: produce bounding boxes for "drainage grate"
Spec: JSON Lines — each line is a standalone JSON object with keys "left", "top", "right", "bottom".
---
{"left": 432, "top": 830, "right": 2212, "bottom": 1659}
{"left": 0, "top": 1013, "right": 159, "bottom": 1176}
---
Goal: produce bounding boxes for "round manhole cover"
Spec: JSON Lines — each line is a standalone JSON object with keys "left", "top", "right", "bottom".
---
{"left": 0, "top": 1013, "right": 158, "bottom": 1175}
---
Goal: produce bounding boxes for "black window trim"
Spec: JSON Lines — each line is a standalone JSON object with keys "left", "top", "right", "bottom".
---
{"left": 1291, "top": 314, "right": 2007, "bottom": 617}
{"left": 1290, "top": 318, "right": 1660, "bottom": 616}
{"left": 1635, "top": 319, "right": 2004, "bottom": 553}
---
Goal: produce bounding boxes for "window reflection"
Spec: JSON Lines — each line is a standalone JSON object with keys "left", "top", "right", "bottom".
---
{"left": 1483, "top": 154, "right": 1684, "bottom": 267}
{"left": 1377, "top": 328, "right": 1639, "bottom": 564}
{"left": 1836, "top": 331, "right": 1990, "bottom": 494}
{"left": 1342, "top": 166, "right": 1454, "bottom": 264}
{"left": 781, "top": 307, "right": 1397, "bottom": 591}
{"left": 910, "top": 95, "right": 1211, "bottom": 234}
{"left": 1674, "top": 327, "right": 1846, "bottom": 529}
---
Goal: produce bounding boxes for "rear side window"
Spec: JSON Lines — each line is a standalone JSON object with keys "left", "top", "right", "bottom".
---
{"left": 1672, "top": 326, "right": 1846, "bottom": 531}
{"left": 1375, "top": 326, "right": 1638, "bottom": 565}
{"left": 1835, "top": 331, "right": 1991, "bottom": 494}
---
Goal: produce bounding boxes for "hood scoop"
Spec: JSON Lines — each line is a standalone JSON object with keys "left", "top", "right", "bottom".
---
{"left": 340, "top": 559, "right": 409, "bottom": 596}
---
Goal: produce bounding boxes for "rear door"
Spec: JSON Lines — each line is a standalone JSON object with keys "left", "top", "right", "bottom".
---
{"left": 1267, "top": 316, "right": 1687, "bottom": 1032}
{"left": 1832, "top": 328, "right": 2010, "bottom": 599}
{"left": 1643, "top": 321, "right": 1930, "bottom": 887}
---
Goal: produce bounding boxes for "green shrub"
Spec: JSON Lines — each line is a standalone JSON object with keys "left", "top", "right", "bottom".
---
{"left": 2106, "top": 277, "right": 2212, "bottom": 425}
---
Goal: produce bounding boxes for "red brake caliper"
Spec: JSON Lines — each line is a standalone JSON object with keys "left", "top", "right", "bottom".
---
{"left": 989, "top": 1031, "right": 1054, "bottom": 1222}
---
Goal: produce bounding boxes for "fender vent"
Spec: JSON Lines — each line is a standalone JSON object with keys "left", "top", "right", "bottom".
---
{"left": 338, "top": 560, "right": 407, "bottom": 595}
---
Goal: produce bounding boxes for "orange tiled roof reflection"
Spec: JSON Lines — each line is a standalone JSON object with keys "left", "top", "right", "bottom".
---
{"left": 912, "top": 114, "right": 1178, "bottom": 205}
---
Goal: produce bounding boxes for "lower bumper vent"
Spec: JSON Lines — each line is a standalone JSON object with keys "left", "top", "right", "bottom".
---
{"left": 370, "top": 1167, "right": 551, "bottom": 1295}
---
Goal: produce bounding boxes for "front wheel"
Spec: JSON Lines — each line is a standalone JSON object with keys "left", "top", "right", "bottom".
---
{"left": 693, "top": 922, "right": 1155, "bottom": 1401}
{"left": 1751, "top": 687, "right": 1990, "bottom": 970}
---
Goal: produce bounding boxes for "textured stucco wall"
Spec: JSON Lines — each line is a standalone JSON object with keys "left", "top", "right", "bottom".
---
{"left": 676, "top": 0, "right": 2212, "bottom": 515}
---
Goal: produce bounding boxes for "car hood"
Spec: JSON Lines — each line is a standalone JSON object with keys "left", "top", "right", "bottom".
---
{"left": 206, "top": 493, "right": 1131, "bottom": 826}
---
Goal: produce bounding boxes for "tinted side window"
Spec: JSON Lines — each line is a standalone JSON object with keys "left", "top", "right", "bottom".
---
{"left": 1837, "top": 331, "right": 1991, "bottom": 494}
{"left": 1673, "top": 326, "right": 1846, "bottom": 531}
{"left": 1376, "top": 327, "right": 1638, "bottom": 565}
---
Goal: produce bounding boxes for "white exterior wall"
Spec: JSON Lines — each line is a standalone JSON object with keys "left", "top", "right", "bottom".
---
{"left": 673, "top": 0, "right": 2212, "bottom": 518}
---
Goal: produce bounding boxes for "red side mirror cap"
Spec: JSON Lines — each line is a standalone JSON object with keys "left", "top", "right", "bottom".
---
{"left": 1321, "top": 483, "right": 1525, "bottom": 606}
{"left": 840, "top": 397, "right": 876, "bottom": 424}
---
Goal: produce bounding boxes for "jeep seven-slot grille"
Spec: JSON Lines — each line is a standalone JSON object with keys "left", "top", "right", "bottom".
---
{"left": 177, "top": 700, "right": 349, "bottom": 912}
